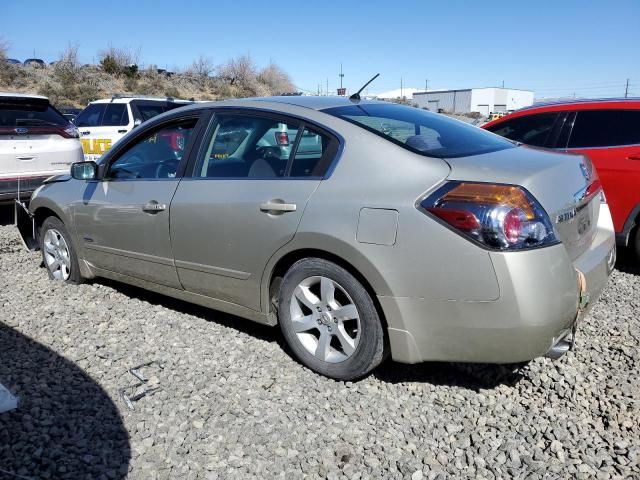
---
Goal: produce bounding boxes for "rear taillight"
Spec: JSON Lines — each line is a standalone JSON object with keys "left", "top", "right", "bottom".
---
{"left": 62, "top": 125, "right": 79, "bottom": 138}
{"left": 275, "top": 131, "right": 289, "bottom": 146}
{"left": 420, "top": 181, "right": 559, "bottom": 251}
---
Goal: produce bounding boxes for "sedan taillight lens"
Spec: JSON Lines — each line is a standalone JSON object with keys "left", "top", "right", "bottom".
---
{"left": 420, "top": 181, "right": 559, "bottom": 250}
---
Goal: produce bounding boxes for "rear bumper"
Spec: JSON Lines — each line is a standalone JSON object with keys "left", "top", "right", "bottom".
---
{"left": 0, "top": 176, "right": 50, "bottom": 203}
{"left": 382, "top": 204, "right": 616, "bottom": 364}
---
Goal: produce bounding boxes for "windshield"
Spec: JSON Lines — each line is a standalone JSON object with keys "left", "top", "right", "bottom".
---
{"left": 323, "top": 103, "right": 514, "bottom": 158}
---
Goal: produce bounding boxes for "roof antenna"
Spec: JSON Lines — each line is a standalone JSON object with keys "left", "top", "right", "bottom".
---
{"left": 350, "top": 73, "right": 380, "bottom": 101}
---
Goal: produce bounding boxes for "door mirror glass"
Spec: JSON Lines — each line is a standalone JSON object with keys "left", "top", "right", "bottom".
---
{"left": 71, "top": 161, "right": 98, "bottom": 180}
{"left": 134, "top": 118, "right": 142, "bottom": 127}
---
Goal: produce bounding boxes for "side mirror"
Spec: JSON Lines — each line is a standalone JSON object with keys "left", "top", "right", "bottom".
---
{"left": 71, "top": 161, "right": 98, "bottom": 180}
{"left": 134, "top": 118, "right": 142, "bottom": 127}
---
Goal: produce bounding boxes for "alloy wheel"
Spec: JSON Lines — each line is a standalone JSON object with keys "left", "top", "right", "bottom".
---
{"left": 289, "top": 276, "right": 361, "bottom": 363}
{"left": 43, "top": 228, "right": 71, "bottom": 281}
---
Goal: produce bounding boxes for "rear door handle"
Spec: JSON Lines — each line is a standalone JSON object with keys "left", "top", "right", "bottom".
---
{"left": 117, "top": 129, "right": 127, "bottom": 133}
{"left": 143, "top": 201, "right": 166, "bottom": 213}
{"left": 627, "top": 154, "right": 640, "bottom": 161}
{"left": 260, "top": 200, "right": 297, "bottom": 213}
{"left": 17, "top": 156, "right": 35, "bottom": 160}
{"left": 81, "top": 131, "right": 90, "bottom": 135}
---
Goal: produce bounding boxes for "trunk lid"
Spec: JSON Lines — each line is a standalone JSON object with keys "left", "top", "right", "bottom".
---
{"left": 445, "top": 145, "right": 599, "bottom": 260}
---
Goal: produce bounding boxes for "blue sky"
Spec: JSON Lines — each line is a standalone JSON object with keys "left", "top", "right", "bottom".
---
{"left": 2, "top": 0, "right": 639, "bottom": 98}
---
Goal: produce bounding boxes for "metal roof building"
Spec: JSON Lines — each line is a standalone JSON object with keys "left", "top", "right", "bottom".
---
{"left": 413, "top": 87, "right": 534, "bottom": 115}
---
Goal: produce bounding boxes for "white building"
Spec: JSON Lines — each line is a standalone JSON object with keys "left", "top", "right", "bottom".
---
{"left": 372, "top": 88, "right": 420, "bottom": 100}
{"left": 413, "top": 87, "right": 534, "bottom": 115}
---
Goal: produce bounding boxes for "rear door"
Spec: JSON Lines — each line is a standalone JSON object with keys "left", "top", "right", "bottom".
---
{"left": 76, "top": 103, "right": 132, "bottom": 161}
{"left": 170, "top": 110, "right": 339, "bottom": 311}
{"left": 562, "top": 109, "right": 640, "bottom": 233}
{"left": 73, "top": 113, "right": 203, "bottom": 287}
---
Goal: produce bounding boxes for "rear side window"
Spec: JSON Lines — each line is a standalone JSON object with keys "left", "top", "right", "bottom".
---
{"left": 485, "top": 112, "right": 559, "bottom": 147}
{"left": 75, "top": 104, "right": 105, "bottom": 127}
{"left": 324, "top": 103, "right": 513, "bottom": 158}
{"left": 0, "top": 104, "right": 68, "bottom": 127}
{"left": 101, "top": 104, "right": 129, "bottom": 126}
{"left": 568, "top": 110, "right": 640, "bottom": 148}
{"left": 136, "top": 104, "right": 168, "bottom": 121}
{"left": 487, "top": 112, "right": 559, "bottom": 147}
{"left": 194, "top": 113, "right": 336, "bottom": 179}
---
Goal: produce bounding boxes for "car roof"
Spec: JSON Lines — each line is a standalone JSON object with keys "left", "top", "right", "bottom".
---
{"left": 482, "top": 97, "right": 640, "bottom": 129}
{"left": 517, "top": 97, "right": 640, "bottom": 112}
{"left": 90, "top": 96, "right": 193, "bottom": 104}
{"left": 0, "top": 92, "right": 49, "bottom": 101}
{"left": 187, "top": 95, "right": 388, "bottom": 112}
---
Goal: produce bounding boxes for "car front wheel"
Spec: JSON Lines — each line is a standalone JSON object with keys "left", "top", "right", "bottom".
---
{"left": 39, "top": 216, "right": 83, "bottom": 284}
{"left": 278, "top": 258, "right": 386, "bottom": 380}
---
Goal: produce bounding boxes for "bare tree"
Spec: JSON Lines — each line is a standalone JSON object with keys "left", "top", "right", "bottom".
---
{"left": 258, "top": 62, "right": 295, "bottom": 95}
{"left": 188, "top": 55, "right": 214, "bottom": 78}
{"left": 218, "top": 54, "right": 257, "bottom": 89}
{"left": 98, "top": 45, "right": 141, "bottom": 71}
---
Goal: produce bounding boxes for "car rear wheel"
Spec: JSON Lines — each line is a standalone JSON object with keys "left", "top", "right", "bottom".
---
{"left": 278, "top": 258, "right": 386, "bottom": 380}
{"left": 39, "top": 217, "right": 83, "bottom": 284}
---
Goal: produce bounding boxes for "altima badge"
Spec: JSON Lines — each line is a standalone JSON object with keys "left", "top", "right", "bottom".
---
{"left": 556, "top": 208, "right": 577, "bottom": 224}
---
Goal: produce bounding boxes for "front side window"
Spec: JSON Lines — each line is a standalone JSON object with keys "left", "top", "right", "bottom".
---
{"left": 568, "top": 110, "right": 640, "bottom": 148}
{"left": 324, "top": 103, "right": 513, "bottom": 158}
{"left": 74, "top": 104, "right": 106, "bottom": 127}
{"left": 107, "top": 119, "right": 196, "bottom": 180}
{"left": 101, "top": 104, "right": 129, "bottom": 126}
{"left": 486, "top": 112, "right": 560, "bottom": 147}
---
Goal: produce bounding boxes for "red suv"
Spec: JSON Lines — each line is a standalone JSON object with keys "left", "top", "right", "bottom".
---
{"left": 483, "top": 99, "right": 640, "bottom": 259}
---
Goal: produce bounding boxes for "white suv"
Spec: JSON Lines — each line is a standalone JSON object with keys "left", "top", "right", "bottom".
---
{"left": 74, "top": 95, "right": 192, "bottom": 162}
{"left": 0, "top": 93, "right": 83, "bottom": 203}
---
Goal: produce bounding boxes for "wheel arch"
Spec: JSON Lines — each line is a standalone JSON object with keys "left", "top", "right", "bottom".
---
{"left": 618, "top": 203, "right": 640, "bottom": 246}
{"left": 262, "top": 241, "right": 393, "bottom": 333}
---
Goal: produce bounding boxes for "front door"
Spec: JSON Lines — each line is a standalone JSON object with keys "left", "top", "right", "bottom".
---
{"left": 73, "top": 116, "right": 200, "bottom": 287}
{"left": 170, "top": 111, "right": 338, "bottom": 311}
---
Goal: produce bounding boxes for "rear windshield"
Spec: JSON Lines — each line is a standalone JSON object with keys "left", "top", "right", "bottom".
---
{"left": 0, "top": 103, "right": 68, "bottom": 127}
{"left": 323, "top": 103, "right": 514, "bottom": 158}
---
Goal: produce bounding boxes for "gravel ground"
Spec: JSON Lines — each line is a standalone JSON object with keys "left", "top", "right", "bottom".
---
{"left": 0, "top": 212, "right": 639, "bottom": 479}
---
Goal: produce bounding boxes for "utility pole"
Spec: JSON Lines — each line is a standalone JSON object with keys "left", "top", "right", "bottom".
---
{"left": 625, "top": 78, "right": 629, "bottom": 98}
{"left": 317, "top": 84, "right": 320, "bottom": 96}
{"left": 425, "top": 79, "right": 428, "bottom": 92}
{"left": 401, "top": 77, "right": 403, "bottom": 99}
{"left": 339, "top": 63, "right": 344, "bottom": 89}
{"left": 502, "top": 80, "right": 504, "bottom": 88}
{"left": 326, "top": 78, "right": 329, "bottom": 96}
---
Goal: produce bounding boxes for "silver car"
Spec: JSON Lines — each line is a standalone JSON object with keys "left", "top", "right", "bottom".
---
{"left": 17, "top": 97, "right": 616, "bottom": 380}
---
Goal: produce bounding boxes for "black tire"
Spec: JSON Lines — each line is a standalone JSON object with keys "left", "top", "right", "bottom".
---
{"left": 39, "top": 216, "right": 83, "bottom": 284}
{"left": 278, "top": 258, "right": 387, "bottom": 380}
{"left": 633, "top": 226, "right": 640, "bottom": 264}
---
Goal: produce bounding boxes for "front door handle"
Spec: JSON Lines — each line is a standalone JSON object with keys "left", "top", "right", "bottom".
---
{"left": 143, "top": 201, "right": 166, "bottom": 213}
{"left": 117, "top": 129, "right": 127, "bottom": 133}
{"left": 81, "top": 131, "right": 90, "bottom": 135}
{"left": 260, "top": 200, "right": 297, "bottom": 213}
{"left": 627, "top": 154, "right": 640, "bottom": 161}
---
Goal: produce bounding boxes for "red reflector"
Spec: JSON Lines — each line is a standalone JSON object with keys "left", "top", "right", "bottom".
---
{"left": 275, "top": 131, "right": 289, "bottom": 146}
{"left": 427, "top": 208, "right": 480, "bottom": 231}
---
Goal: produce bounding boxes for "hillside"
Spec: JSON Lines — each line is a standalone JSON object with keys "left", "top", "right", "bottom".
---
{"left": 0, "top": 46, "right": 296, "bottom": 108}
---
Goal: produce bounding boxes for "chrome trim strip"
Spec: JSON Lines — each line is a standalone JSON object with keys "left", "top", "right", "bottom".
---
{"left": 174, "top": 259, "right": 251, "bottom": 280}
{"left": 84, "top": 243, "right": 175, "bottom": 266}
